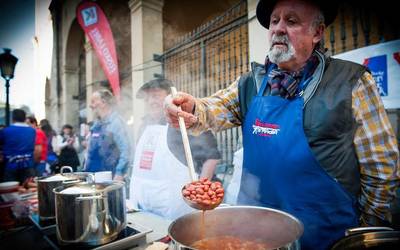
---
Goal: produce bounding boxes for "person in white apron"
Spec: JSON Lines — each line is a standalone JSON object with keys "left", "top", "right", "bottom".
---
{"left": 130, "top": 124, "right": 195, "bottom": 219}
{"left": 129, "top": 79, "right": 220, "bottom": 220}
{"left": 225, "top": 147, "right": 243, "bottom": 205}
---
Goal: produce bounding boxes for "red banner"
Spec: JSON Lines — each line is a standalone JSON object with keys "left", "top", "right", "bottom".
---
{"left": 76, "top": 1, "right": 120, "bottom": 99}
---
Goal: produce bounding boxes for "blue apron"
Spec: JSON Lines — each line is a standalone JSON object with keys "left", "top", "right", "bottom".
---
{"left": 46, "top": 134, "right": 58, "bottom": 169}
{"left": 86, "top": 121, "right": 119, "bottom": 175}
{"left": 238, "top": 69, "right": 358, "bottom": 249}
{"left": 6, "top": 154, "right": 34, "bottom": 170}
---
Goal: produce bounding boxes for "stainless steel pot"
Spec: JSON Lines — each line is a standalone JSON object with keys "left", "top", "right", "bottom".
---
{"left": 168, "top": 206, "right": 303, "bottom": 250}
{"left": 37, "top": 166, "right": 86, "bottom": 220}
{"left": 331, "top": 227, "right": 400, "bottom": 250}
{"left": 53, "top": 181, "right": 126, "bottom": 246}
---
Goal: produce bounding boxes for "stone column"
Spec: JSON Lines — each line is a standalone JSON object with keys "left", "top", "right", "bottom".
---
{"left": 247, "top": 0, "right": 270, "bottom": 64}
{"left": 48, "top": 1, "right": 62, "bottom": 129}
{"left": 85, "top": 41, "right": 94, "bottom": 122}
{"left": 61, "top": 65, "right": 80, "bottom": 128}
{"left": 129, "top": 0, "right": 164, "bottom": 138}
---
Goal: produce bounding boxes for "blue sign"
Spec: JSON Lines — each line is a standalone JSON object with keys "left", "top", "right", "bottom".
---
{"left": 334, "top": 40, "right": 400, "bottom": 109}
{"left": 81, "top": 7, "right": 98, "bottom": 27}
{"left": 363, "top": 55, "right": 388, "bottom": 96}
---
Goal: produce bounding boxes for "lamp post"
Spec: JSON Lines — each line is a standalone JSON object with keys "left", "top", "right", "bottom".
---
{"left": 0, "top": 48, "right": 18, "bottom": 126}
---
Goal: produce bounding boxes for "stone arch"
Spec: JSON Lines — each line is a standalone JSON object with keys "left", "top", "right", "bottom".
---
{"left": 63, "top": 18, "right": 85, "bottom": 131}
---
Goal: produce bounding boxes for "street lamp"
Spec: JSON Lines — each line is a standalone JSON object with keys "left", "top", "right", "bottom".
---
{"left": 0, "top": 48, "right": 18, "bottom": 126}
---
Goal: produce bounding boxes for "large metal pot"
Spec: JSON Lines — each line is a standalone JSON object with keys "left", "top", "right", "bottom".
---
{"left": 331, "top": 227, "right": 400, "bottom": 249}
{"left": 37, "top": 166, "right": 88, "bottom": 220}
{"left": 53, "top": 181, "right": 126, "bottom": 246}
{"left": 168, "top": 206, "right": 303, "bottom": 250}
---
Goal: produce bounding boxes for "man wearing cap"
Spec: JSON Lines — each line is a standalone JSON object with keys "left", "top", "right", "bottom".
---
{"left": 129, "top": 78, "right": 221, "bottom": 220}
{"left": 164, "top": 0, "right": 399, "bottom": 248}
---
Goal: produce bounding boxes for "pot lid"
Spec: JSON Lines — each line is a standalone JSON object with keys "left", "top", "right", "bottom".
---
{"left": 60, "top": 186, "right": 97, "bottom": 194}
{"left": 40, "top": 175, "right": 72, "bottom": 182}
{"left": 55, "top": 181, "right": 124, "bottom": 195}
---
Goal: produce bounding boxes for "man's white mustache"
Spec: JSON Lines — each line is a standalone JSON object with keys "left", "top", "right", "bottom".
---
{"left": 271, "top": 35, "right": 290, "bottom": 46}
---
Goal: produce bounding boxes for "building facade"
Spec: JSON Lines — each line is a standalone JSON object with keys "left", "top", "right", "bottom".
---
{"left": 47, "top": 0, "right": 399, "bottom": 167}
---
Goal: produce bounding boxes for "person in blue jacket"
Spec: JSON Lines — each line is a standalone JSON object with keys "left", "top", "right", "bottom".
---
{"left": 85, "top": 89, "right": 131, "bottom": 181}
{"left": 0, "top": 109, "right": 36, "bottom": 183}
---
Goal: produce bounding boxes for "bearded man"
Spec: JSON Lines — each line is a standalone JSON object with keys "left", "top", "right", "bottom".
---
{"left": 164, "top": 0, "right": 400, "bottom": 249}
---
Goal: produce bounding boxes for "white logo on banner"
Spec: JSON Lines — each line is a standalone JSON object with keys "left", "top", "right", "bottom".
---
{"left": 81, "top": 7, "right": 98, "bottom": 27}
{"left": 88, "top": 28, "right": 117, "bottom": 74}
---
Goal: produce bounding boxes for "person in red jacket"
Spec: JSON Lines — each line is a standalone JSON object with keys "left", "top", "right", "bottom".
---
{"left": 26, "top": 116, "right": 48, "bottom": 176}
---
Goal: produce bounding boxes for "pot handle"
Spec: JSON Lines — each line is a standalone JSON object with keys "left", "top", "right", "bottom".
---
{"left": 345, "top": 226, "right": 394, "bottom": 236}
{"left": 87, "top": 173, "right": 95, "bottom": 184}
{"left": 75, "top": 195, "right": 103, "bottom": 201}
{"left": 60, "top": 166, "right": 73, "bottom": 173}
{"left": 62, "top": 179, "right": 81, "bottom": 185}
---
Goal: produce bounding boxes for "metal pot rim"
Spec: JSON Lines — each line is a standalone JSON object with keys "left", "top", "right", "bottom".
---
{"left": 53, "top": 181, "right": 125, "bottom": 196}
{"left": 37, "top": 174, "right": 77, "bottom": 183}
{"left": 37, "top": 167, "right": 83, "bottom": 183}
{"left": 168, "top": 205, "right": 304, "bottom": 249}
{"left": 332, "top": 230, "right": 400, "bottom": 249}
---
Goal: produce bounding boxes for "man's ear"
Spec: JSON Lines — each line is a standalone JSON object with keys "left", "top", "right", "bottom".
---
{"left": 312, "top": 24, "right": 325, "bottom": 44}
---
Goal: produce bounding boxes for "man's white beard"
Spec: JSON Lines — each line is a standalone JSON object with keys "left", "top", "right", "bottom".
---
{"left": 267, "top": 34, "right": 295, "bottom": 64}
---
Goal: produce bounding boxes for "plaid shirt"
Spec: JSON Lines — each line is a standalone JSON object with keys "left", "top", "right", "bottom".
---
{"left": 192, "top": 71, "right": 399, "bottom": 225}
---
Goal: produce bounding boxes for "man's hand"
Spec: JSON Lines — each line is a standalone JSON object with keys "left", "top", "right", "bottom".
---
{"left": 67, "top": 138, "right": 74, "bottom": 145}
{"left": 164, "top": 92, "right": 198, "bottom": 128}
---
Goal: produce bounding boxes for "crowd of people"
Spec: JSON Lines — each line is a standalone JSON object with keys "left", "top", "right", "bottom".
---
{"left": 0, "top": 87, "right": 222, "bottom": 221}
{"left": 0, "top": 110, "right": 84, "bottom": 183}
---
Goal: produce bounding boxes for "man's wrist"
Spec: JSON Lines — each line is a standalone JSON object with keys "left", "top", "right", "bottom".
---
{"left": 188, "top": 100, "right": 200, "bottom": 130}
{"left": 191, "top": 103, "right": 196, "bottom": 114}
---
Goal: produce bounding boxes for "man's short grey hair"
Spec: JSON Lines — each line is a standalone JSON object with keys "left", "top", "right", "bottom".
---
{"left": 311, "top": 9, "right": 326, "bottom": 52}
{"left": 94, "top": 89, "right": 116, "bottom": 106}
{"left": 311, "top": 10, "right": 325, "bottom": 30}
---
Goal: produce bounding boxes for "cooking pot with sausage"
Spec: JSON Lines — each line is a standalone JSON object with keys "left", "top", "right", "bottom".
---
{"left": 168, "top": 206, "right": 303, "bottom": 250}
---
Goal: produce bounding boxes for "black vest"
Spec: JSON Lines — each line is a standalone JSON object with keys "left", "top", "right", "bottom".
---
{"left": 238, "top": 57, "right": 367, "bottom": 197}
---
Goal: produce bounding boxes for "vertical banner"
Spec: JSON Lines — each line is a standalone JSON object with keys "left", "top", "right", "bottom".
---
{"left": 76, "top": 1, "right": 120, "bottom": 99}
{"left": 334, "top": 39, "right": 400, "bottom": 109}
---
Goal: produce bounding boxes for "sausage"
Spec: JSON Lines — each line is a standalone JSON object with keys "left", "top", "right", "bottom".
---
{"left": 182, "top": 178, "right": 224, "bottom": 206}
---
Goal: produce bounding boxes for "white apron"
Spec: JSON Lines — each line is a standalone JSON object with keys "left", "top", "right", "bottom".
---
{"left": 225, "top": 148, "right": 243, "bottom": 205}
{"left": 129, "top": 124, "right": 195, "bottom": 220}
